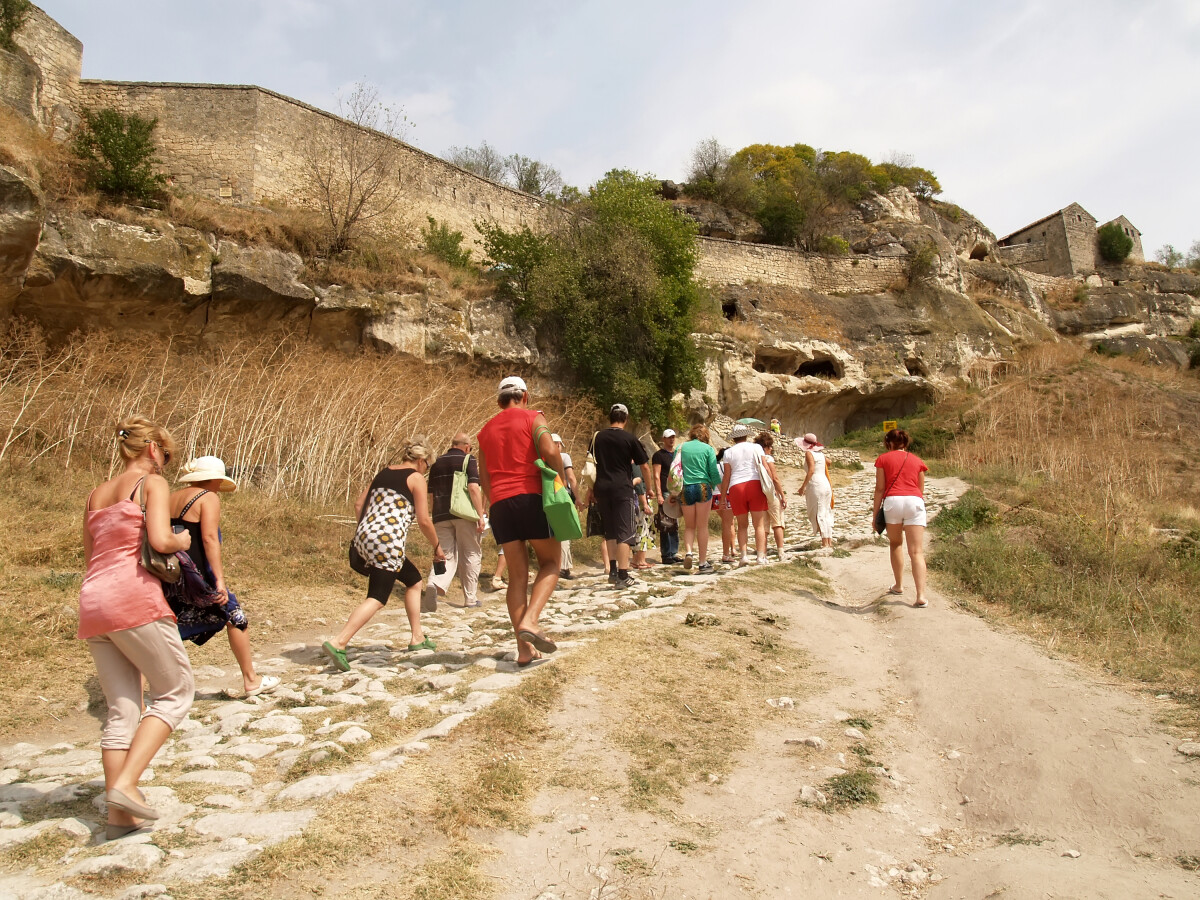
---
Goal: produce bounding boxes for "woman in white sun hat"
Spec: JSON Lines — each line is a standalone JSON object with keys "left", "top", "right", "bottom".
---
{"left": 796, "top": 433, "right": 834, "bottom": 551}
{"left": 167, "top": 456, "right": 279, "bottom": 698}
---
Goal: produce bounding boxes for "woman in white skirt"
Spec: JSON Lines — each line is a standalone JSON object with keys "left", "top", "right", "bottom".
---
{"left": 754, "top": 432, "right": 789, "bottom": 559}
{"left": 796, "top": 433, "right": 833, "bottom": 550}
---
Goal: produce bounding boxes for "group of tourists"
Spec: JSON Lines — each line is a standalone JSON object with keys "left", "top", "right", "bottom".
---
{"left": 74, "top": 375, "right": 930, "bottom": 835}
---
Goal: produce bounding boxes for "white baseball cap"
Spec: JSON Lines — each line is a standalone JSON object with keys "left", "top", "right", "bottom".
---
{"left": 662, "top": 429, "right": 676, "bottom": 438}
{"left": 498, "top": 375, "right": 527, "bottom": 396}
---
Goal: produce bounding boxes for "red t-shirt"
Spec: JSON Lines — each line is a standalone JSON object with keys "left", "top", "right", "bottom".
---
{"left": 874, "top": 450, "right": 928, "bottom": 498}
{"left": 477, "top": 407, "right": 543, "bottom": 503}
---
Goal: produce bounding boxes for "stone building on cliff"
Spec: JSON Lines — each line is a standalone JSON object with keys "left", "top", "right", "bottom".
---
{"left": 996, "top": 203, "right": 1144, "bottom": 276}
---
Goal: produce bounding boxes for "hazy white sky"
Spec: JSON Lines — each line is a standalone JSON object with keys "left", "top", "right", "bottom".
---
{"left": 41, "top": 0, "right": 1199, "bottom": 254}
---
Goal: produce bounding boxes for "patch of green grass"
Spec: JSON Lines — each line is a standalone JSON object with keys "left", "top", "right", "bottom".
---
{"left": 931, "top": 488, "right": 997, "bottom": 537}
{"left": 822, "top": 769, "right": 879, "bottom": 809}
{"left": 669, "top": 838, "right": 699, "bottom": 854}
{"left": 843, "top": 716, "right": 872, "bottom": 731}
{"left": 609, "top": 847, "right": 654, "bottom": 876}
{"left": 1177, "top": 854, "right": 1200, "bottom": 872}
{"left": 0, "top": 829, "right": 76, "bottom": 870}
{"left": 831, "top": 548, "right": 851, "bottom": 558}
{"left": 684, "top": 612, "right": 720, "bottom": 627}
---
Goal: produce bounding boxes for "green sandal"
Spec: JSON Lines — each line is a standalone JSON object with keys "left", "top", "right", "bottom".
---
{"left": 407, "top": 637, "right": 437, "bottom": 652}
{"left": 322, "top": 641, "right": 350, "bottom": 671}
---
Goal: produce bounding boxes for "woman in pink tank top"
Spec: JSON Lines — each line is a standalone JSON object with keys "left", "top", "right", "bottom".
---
{"left": 79, "top": 416, "right": 194, "bottom": 839}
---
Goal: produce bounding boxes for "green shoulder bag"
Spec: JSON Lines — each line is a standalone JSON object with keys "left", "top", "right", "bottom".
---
{"left": 449, "top": 453, "right": 479, "bottom": 521}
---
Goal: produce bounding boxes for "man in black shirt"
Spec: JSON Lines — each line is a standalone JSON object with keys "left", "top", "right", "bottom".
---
{"left": 427, "top": 433, "right": 486, "bottom": 606}
{"left": 651, "top": 428, "right": 680, "bottom": 564}
{"left": 588, "top": 403, "right": 651, "bottom": 589}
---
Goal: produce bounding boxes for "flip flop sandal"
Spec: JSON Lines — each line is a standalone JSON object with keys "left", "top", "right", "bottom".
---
{"left": 407, "top": 637, "right": 437, "bottom": 652}
{"left": 517, "top": 652, "right": 543, "bottom": 668}
{"left": 886, "top": 588, "right": 905, "bottom": 596}
{"left": 913, "top": 599, "right": 929, "bottom": 608}
{"left": 245, "top": 674, "right": 280, "bottom": 698}
{"left": 517, "top": 629, "right": 558, "bottom": 654}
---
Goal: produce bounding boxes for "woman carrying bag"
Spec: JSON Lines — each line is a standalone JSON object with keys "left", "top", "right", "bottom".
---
{"left": 873, "top": 428, "right": 930, "bottom": 608}
{"left": 323, "top": 438, "right": 446, "bottom": 671}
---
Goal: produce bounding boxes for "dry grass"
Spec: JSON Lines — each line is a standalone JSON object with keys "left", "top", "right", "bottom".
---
{"left": 0, "top": 106, "right": 82, "bottom": 201}
{"left": 929, "top": 341, "right": 1200, "bottom": 691}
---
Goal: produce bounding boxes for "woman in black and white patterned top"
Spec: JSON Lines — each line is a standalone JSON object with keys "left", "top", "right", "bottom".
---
{"left": 322, "top": 438, "right": 446, "bottom": 671}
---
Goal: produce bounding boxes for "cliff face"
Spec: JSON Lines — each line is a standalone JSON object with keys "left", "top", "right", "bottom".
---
{"left": 1, "top": 165, "right": 1196, "bottom": 438}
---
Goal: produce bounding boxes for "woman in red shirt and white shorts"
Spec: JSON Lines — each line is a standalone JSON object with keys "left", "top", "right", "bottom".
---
{"left": 873, "top": 428, "right": 930, "bottom": 607}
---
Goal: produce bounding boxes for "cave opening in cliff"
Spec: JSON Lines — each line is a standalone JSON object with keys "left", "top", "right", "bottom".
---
{"left": 904, "top": 358, "right": 928, "bottom": 377}
{"left": 969, "top": 243, "right": 989, "bottom": 261}
{"left": 722, "top": 300, "right": 739, "bottom": 321}
{"left": 794, "top": 357, "right": 844, "bottom": 380}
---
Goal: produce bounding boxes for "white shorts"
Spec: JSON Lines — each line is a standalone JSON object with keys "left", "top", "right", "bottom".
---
{"left": 883, "top": 495, "right": 926, "bottom": 527}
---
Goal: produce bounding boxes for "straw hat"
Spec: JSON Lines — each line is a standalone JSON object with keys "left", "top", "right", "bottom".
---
{"left": 796, "top": 433, "right": 824, "bottom": 451}
{"left": 177, "top": 455, "right": 238, "bottom": 492}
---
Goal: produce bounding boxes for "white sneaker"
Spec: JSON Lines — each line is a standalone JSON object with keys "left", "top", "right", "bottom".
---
{"left": 739, "top": 556, "right": 750, "bottom": 567}
{"left": 756, "top": 555, "right": 768, "bottom": 565}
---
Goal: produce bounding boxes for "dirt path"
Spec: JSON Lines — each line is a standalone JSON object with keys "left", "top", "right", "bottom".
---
{"left": 1, "top": 467, "right": 1197, "bottom": 898}
{"left": 485, "top": 475, "right": 1200, "bottom": 899}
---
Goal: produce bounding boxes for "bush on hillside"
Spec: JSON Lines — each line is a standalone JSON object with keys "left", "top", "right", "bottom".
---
{"left": 816, "top": 234, "right": 850, "bottom": 256}
{"left": 480, "top": 170, "right": 703, "bottom": 427}
{"left": 420, "top": 216, "right": 472, "bottom": 269}
{"left": 0, "top": 0, "right": 31, "bottom": 52}
{"left": 682, "top": 139, "right": 942, "bottom": 249}
{"left": 906, "top": 241, "right": 939, "bottom": 281}
{"left": 72, "top": 108, "right": 166, "bottom": 201}
{"left": 1097, "top": 221, "right": 1133, "bottom": 264}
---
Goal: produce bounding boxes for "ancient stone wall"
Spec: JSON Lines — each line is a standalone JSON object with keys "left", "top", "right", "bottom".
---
{"left": 694, "top": 237, "right": 907, "bottom": 295}
{"left": 12, "top": 4, "right": 82, "bottom": 129}
{"left": 76, "top": 82, "right": 260, "bottom": 202}
{"left": 0, "top": 48, "right": 37, "bottom": 120}
{"left": 995, "top": 240, "right": 1046, "bottom": 267}
{"left": 250, "top": 89, "right": 549, "bottom": 244}
{"left": 1061, "top": 212, "right": 1097, "bottom": 273}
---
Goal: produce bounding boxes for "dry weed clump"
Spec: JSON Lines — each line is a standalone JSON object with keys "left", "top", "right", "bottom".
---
{"left": 0, "top": 325, "right": 593, "bottom": 501}
{"left": 932, "top": 343, "right": 1200, "bottom": 687}
{"left": 0, "top": 106, "right": 82, "bottom": 200}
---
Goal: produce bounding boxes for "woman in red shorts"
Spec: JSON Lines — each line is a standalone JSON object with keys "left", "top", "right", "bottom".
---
{"left": 719, "top": 423, "right": 770, "bottom": 564}
{"left": 477, "top": 376, "right": 568, "bottom": 666}
{"left": 873, "top": 428, "right": 930, "bottom": 607}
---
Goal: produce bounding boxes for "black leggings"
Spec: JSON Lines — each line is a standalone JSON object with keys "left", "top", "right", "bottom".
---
{"left": 367, "top": 560, "right": 422, "bottom": 605}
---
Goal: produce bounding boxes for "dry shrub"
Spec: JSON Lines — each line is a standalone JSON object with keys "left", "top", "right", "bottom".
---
{"left": 164, "top": 194, "right": 325, "bottom": 256}
{"left": 0, "top": 106, "right": 82, "bottom": 200}
{"left": 933, "top": 343, "right": 1200, "bottom": 686}
{"left": 0, "top": 323, "right": 596, "bottom": 501}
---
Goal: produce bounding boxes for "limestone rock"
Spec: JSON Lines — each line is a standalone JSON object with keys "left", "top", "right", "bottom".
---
{"left": 175, "top": 770, "right": 253, "bottom": 789}
{"left": 192, "top": 810, "right": 315, "bottom": 846}
{"left": 799, "top": 785, "right": 828, "bottom": 806}
{"left": 68, "top": 841, "right": 164, "bottom": 876}
{"left": 0, "top": 165, "right": 44, "bottom": 322}
{"left": 247, "top": 715, "right": 303, "bottom": 735}
{"left": 338, "top": 726, "right": 371, "bottom": 746}
{"left": 206, "top": 240, "right": 314, "bottom": 339}
{"left": 16, "top": 212, "right": 213, "bottom": 339}
{"left": 1177, "top": 742, "right": 1200, "bottom": 758}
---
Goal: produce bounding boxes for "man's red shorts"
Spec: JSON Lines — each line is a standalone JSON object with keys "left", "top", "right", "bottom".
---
{"left": 728, "top": 480, "right": 768, "bottom": 515}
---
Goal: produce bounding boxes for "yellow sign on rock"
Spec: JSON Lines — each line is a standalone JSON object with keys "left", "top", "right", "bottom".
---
{"left": 882, "top": 420, "right": 898, "bottom": 431}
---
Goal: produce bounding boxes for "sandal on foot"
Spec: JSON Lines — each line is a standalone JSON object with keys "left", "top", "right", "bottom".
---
{"left": 407, "top": 637, "right": 437, "bottom": 652}
{"left": 913, "top": 599, "right": 929, "bottom": 608}
{"left": 245, "top": 674, "right": 280, "bottom": 698}
{"left": 517, "top": 629, "right": 558, "bottom": 654}
{"left": 106, "top": 789, "right": 159, "bottom": 821}
{"left": 517, "top": 652, "right": 543, "bottom": 669}
{"left": 886, "top": 587, "right": 904, "bottom": 596}
{"left": 322, "top": 641, "right": 350, "bottom": 672}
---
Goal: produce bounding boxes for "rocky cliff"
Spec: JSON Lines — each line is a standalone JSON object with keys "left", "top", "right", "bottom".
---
{"left": 1, "top": 164, "right": 1196, "bottom": 438}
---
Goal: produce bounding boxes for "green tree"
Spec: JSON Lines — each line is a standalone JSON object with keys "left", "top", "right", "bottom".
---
{"left": 0, "top": 0, "right": 31, "bottom": 52}
{"left": 420, "top": 216, "right": 472, "bottom": 268}
{"left": 446, "top": 141, "right": 507, "bottom": 182}
{"left": 480, "top": 170, "right": 702, "bottom": 426}
{"left": 1097, "top": 222, "right": 1134, "bottom": 264}
{"left": 1156, "top": 243, "right": 1183, "bottom": 268}
{"left": 72, "top": 108, "right": 166, "bottom": 201}
{"left": 505, "top": 154, "right": 564, "bottom": 198}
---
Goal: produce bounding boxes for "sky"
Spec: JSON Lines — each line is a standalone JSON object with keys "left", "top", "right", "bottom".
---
{"left": 39, "top": 0, "right": 1200, "bottom": 255}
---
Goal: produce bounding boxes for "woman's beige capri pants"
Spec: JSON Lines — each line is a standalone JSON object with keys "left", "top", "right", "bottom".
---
{"left": 86, "top": 617, "right": 194, "bottom": 750}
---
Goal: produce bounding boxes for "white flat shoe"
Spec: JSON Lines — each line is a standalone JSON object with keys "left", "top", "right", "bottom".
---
{"left": 245, "top": 674, "right": 280, "bottom": 698}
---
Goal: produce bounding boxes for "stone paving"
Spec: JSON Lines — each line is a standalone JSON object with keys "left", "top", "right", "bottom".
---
{"left": 0, "top": 462, "right": 959, "bottom": 899}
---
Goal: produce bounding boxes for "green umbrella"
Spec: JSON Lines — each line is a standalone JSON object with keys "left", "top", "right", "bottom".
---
{"left": 736, "top": 417, "right": 767, "bottom": 427}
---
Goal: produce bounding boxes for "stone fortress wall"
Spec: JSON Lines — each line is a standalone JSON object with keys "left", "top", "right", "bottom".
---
{"left": 4, "top": 4, "right": 82, "bottom": 129}
{"left": 695, "top": 236, "right": 907, "bottom": 295}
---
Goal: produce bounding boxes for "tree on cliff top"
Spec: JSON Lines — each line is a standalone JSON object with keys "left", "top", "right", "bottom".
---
{"left": 1097, "top": 221, "right": 1133, "bottom": 264}
{"left": 479, "top": 170, "right": 702, "bottom": 427}
{"left": 301, "top": 82, "right": 409, "bottom": 255}
{"left": 0, "top": 0, "right": 32, "bottom": 52}
{"left": 72, "top": 108, "right": 166, "bottom": 201}
{"left": 446, "top": 141, "right": 566, "bottom": 199}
